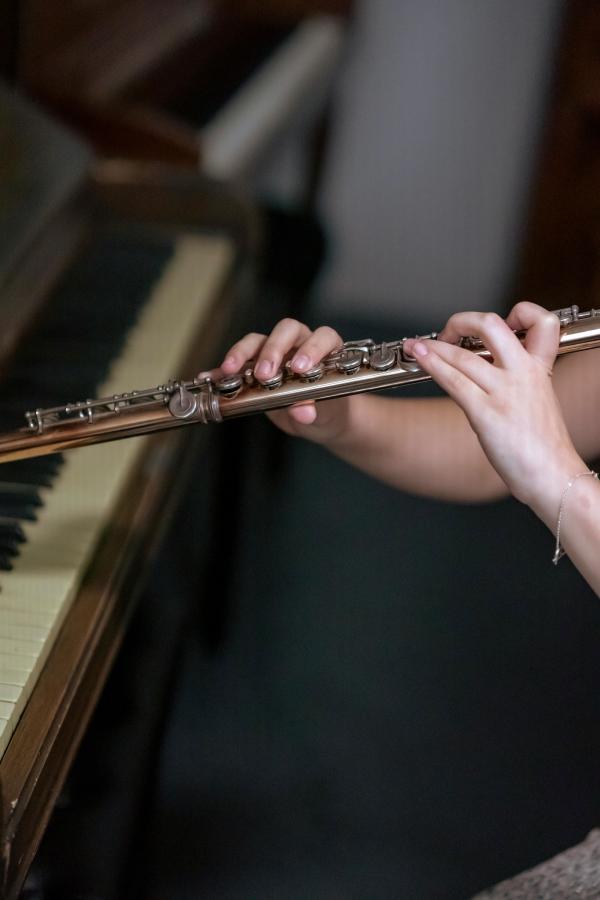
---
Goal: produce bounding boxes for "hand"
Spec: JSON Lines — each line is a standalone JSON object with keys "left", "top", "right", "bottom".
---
{"left": 403, "top": 302, "right": 585, "bottom": 522}
{"left": 211, "top": 318, "right": 351, "bottom": 444}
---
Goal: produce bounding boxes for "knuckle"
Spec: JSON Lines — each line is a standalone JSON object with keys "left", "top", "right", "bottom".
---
{"left": 260, "top": 338, "right": 281, "bottom": 359}
{"left": 486, "top": 312, "right": 504, "bottom": 329}
{"left": 444, "top": 367, "right": 460, "bottom": 389}
{"left": 279, "top": 317, "right": 300, "bottom": 331}
{"left": 229, "top": 339, "right": 247, "bottom": 355}
{"left": 311, "top": 330, "right": 343, "bottom": 360}
{"left": 315, "top": 325, "right": 341, "bottom": 342}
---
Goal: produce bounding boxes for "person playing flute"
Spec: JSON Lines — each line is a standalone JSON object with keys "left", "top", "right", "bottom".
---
{"left": 218, "top": 301, "right": 600, "bottom": 595}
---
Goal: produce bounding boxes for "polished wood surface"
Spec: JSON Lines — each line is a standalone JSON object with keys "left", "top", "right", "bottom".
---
{"left": 0, "top": 5, "right": 346, "bottom": 893}
{"left": 16, "top": 0, "right": 349, "bottom": 173}
{"left": 0, "top": 97, "right": 255, "bottom": 893}
{"left": 0, "top": 233, "right": 241, "bottom": 898}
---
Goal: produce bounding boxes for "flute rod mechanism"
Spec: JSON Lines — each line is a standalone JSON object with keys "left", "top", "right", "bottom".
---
{"left": 0, "top": 305, "right": 598, "bottom": 464}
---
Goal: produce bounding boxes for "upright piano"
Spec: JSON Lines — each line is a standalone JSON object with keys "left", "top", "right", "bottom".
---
{"left": 0, "top": 5, "right": 349, "bottom": 893}
{"left": 0, "top": 83, "right": 260, "bottom": 899}
{"left": 16, "top": 0, "right": 349, "bottom": 188}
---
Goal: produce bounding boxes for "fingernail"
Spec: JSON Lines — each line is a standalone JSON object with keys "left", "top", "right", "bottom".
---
{"left": 413, "top": 342, "right": 428, "bottom": 358}
{"left": 292, "top": 354, "right": 311, "bottom": 372}
{"left": 256, "top": 360, "right": 273, "bottom": 378}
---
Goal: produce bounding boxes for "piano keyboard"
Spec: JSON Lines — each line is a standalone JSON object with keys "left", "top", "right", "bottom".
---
{"left": 0, "top": 231, "right": 234, "bottom": 758}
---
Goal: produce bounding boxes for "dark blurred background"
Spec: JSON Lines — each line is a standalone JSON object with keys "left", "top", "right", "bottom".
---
{"left": 2, "top": 1, "right": 600, "bottom": 898}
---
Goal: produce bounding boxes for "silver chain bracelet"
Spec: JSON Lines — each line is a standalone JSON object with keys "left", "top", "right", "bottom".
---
{"left": 552, "top": 469, "right": 599, "bottom": 565}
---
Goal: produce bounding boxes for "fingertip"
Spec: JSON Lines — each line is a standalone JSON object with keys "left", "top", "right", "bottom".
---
{"left": 290, "top": 354, "right": 311, "bottom": 373}
{"left": 197, "top": 367, "right": 222, "bottom": 381}
{"left": 221, "top": 355, "right": 238, "bottom": 373}
{"left": 255, "top": 359, "right": 274, "bottom": 379}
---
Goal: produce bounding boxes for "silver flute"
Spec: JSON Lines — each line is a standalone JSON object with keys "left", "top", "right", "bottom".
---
{"left": 0, "top": 305, "right": 598, "bottom": 464}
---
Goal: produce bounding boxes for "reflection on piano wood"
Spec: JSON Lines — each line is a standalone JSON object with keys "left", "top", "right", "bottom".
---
{"left": 0, "top": 85, "right": 254, "bottom": 899}
{"left": 18, "top": 0, "right": 350, "bottom": 180}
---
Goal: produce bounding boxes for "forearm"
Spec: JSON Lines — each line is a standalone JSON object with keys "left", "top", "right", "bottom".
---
{"left": 530, "top": 463, "right": 600, "bottom": 596}
{"left": 325, "top": 393, "right": 508, "bottom": 503}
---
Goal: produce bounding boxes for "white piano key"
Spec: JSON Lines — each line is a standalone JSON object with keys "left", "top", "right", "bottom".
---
{"left": 0, "top": 668, "right": 30, "bottom": 687}
{"left": 0, "top": 622, "right": 48, "bottom": 642}
{"left": 0, "top": 683, "right": 21, "bottom": 703}
{"left": 0, "top": 637, "right": 42, "bottom": 658}
{"left": 0, "top": 606, "right": 56, "bottom": 628}
{"left": 0, "top": 700, "right": 15, "bottom": 720}
{"left": 0, "top": 233, "right": 234, "bottom": 761}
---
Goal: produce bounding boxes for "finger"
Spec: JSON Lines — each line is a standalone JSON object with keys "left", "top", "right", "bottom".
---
{"left": 288, "top": 401, "right": 318, "bottom": 424}
{"left": 221, "top": 333, "right": 267, "bottom": 373}
{"left": 437, "top": 311, "right": 524, "bottom": 369}
{"left": 289, "top": 325, "right": 343, "bottom": 373}
{"left": 410, "top": 339, "right": 484, "bottom": 413}
{"left": 505, "top": 301, "right": 560, "bottom": 370}
{"left": 196, "top": 366, "right": 224, "bottom": 381}
{"left": 411, "top": 338, "right": 497, "bottom": 393}
{"left": 266, "top": 402, "right": 318, "bottom": 433}
{"left": 255, "top": 318, "right": 312, "bottom": 381}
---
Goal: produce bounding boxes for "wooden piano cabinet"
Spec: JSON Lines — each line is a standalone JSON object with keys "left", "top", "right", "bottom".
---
{"left": 16, "top": 0, "right": 350, "bottom": 183}
{"left": 0, "top": 139, "right": 259, "bottom": 897}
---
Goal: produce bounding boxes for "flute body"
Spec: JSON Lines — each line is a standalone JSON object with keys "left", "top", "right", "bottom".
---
{"left": 0, "top": 305, "right": 598, "bottom": 464}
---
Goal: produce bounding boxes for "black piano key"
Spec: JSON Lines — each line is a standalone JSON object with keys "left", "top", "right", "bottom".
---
{"left": 0, "top": 485, "right": 43, "bottom": 506}
{"left": 17, "top": 340, "right": 117, "bottom": 365}
{"left": 0, "top": 376, "right": 98, "bottom": 401}
{"left": 0, "top": 235, "right": 177, "bottom": 575}
{"left": 0, "top": 459, "right": 62, "bottom": 488}
{"left": 0, "top": 519, "right": 27, "bottom": 542}
{"left": 0, "top": 472, "right": 52, "bottom": 489}
{"left": 13, "top": 346, "right": 116, "bottom": 375}
{"left": 0, "top": 503, "right": 38, "bottom": 521}
{"left": 0, "top": 540, "right": 20, "bottom": 558}
{"left": 0, "top": 484, "right": 43, "bottom": 522}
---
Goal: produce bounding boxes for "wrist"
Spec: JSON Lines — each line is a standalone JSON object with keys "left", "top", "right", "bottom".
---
{"left": 526, "top": 450, "right": 591, "bottom": 529}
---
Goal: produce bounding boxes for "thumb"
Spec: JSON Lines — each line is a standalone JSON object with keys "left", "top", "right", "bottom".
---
{"left": 266, "top": 402, "right": 318, "bottom": 435}
{"left": 505, "top": 301, "right": 560, "bottom": 370}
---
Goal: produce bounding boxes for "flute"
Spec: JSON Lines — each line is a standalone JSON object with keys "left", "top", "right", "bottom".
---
{"left": 0, "top": 305, "right": 598, "bottom": 464}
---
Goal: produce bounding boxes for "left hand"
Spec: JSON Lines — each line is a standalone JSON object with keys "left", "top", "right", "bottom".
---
{"left": 403, "top": 301, "right": 585, "bottom": 522}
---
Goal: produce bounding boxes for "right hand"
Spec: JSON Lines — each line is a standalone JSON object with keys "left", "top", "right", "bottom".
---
{"left": 214, "top": 318, "right": 351, "bottom": 444}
